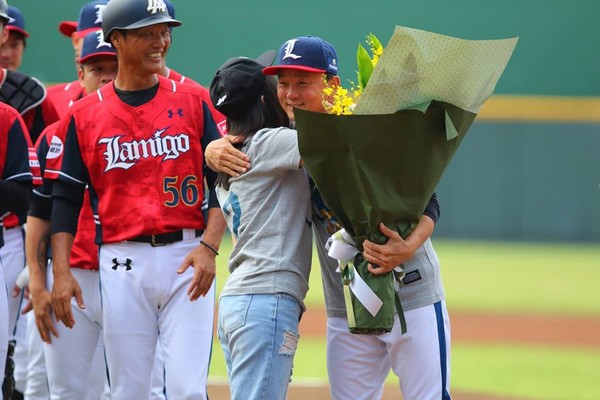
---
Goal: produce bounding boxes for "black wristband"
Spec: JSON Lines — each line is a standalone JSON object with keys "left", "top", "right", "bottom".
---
{"left": 200, "top": 240, "right": 219, "bottom": 256}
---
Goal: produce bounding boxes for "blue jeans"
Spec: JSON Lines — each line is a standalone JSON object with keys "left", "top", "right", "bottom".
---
{"left": 218, "top": 294, "right": 301, "bottom": 400}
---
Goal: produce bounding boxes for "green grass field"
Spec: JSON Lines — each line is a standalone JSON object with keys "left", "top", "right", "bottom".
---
{"left": 211, "top": 235, "right": 600, "bottom": 399}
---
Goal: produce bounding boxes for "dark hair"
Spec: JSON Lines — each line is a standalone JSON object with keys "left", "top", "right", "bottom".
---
{"left": 9, "top": 31, "right": 26, "bottom": 48}
{"left": 217, "top": 75, "right": 289, "bottom": 190}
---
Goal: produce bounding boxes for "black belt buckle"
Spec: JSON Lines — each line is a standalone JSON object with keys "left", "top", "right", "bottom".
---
{"left": 150, "top": 234, "right": 169, "bottom": 247}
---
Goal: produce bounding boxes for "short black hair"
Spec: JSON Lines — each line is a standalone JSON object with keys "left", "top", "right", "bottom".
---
{"left": 9, "top": 31, "right": 27, "bottom": 48}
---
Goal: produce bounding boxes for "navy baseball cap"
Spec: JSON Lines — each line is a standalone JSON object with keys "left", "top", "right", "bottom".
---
{"left": 164, "top": 0, "right": 175, "bottom": 18}
{"left": 59, "top": 0, "right": 108, "bottom": 38}
{"left": 263, "top": 36, "right": 338, "bottom": 76}
{"left": 7, "top": 6, "right": 29, "bottom": 37}
{"left": 210, "top": 50, "right": 277, "bottom": 118}
{"left": 78, "top": 31, "right": 116, "bottom": 64}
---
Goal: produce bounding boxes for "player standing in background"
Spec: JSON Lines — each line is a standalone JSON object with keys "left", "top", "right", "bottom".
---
{"left": 0, "top": 8, "right": 40, "bottom": 400}
{"left": 0, "top": 2, "right": 58, "bottom": 145}
{"left": 0, "top": 101, "right": 37, "bottom": 400}
{"left": 0, "top": 7, "right": 35, "bottom": 399}
{"left": 0, "top": 5, "right": 27, "bottom": 71}
{"left": 47, "top": 0, "right": 226, "bottom": 398}
{"left": 0, "top": 3, "right": 49, "bottom": 399}
{"left": 26, "top": 31, "right": 118, "bottom": 400}
{"left": 47, "top": 0, "right": 108, "bottom": 117}
{"left": 206, "top": 35, "right": 451, "bottom": 400}
{"left": 5, "top": 5, "right": 105, "bottom": 400}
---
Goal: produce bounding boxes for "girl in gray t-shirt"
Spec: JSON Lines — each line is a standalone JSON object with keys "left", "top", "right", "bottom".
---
{"left": 209, "top": 55, "right": 312, "bottom": 400}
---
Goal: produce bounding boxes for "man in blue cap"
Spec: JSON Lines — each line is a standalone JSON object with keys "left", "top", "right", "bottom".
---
{"left": 48, "top": 0, "right": 108, "bottom": 117}
{"left": 0, "top": 5, "right": 28, "bottom": 71}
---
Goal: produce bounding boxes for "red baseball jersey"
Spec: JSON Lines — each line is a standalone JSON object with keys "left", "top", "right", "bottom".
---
{"left": 0, "top": 102, "right": 39, "bottom": 243}
{"left": 2, "top": 102, "right": 53, "bottom": 228}
{"left": 46, "top": 80, "right": 85, "bottom": 118}
{"left": 46, "top": 76, "right": 222, "bottom": 244}
{"left": 166, "top": 68, "right": 228, "bottom": 136}
{"left": 21, "top": 97, "right": 60, "bottom": 145}
{"left": 36, "top": 124, "right": 98, "bottom": 270}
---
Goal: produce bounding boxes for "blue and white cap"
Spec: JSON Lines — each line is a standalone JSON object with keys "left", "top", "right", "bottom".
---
{"left": 78, "top": 30, "right": 116, "bottom": 64}
{"left": 7, "top": 6, "right": 29, "bottom": 37}
{"left": 263, "top": 36, "right": 338, "bottom": 76}
{"left": 59, "top": 0, "right": 108, "bottom": 38}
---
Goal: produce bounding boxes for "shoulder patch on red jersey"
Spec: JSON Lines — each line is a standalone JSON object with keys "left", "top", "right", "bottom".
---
{"left": 46, "top": 135, "right": 64, "bottom": 160}
{"left": 217, "top": 120, "right": 228, "bottom": 136}
{"left": 28, "top": 147, "right": 42, "bottom": 186}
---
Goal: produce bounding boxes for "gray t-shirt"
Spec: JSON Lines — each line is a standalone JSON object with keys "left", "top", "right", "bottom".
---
{"left": 313, "top": 202, "right": 445, "bottom": 318}
{"left": 217, "top": 127, "right": 313, "bottom": 310}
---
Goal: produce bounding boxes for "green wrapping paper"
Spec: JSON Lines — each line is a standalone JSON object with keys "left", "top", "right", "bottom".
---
{"left": 296, "top": 102, "right": 475, "bottom": 246}
{"left": 296, "top": 26, "right": 517, "bottom": 334}
{"left": 296, "top": 102, "right": 476, "bottom": 333}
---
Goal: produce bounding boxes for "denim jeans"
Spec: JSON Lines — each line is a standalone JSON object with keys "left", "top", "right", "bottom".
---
{"left": 218, "top": 294, "right": 301, "bottom": 400}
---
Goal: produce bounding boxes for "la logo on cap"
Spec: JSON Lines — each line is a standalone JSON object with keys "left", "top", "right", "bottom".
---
{"left": 94, "top": 3, "right": 106, "bottom": 24}
{"left": 95, "top": 30, "right": 111, "bottom": 48}
{"left": 147, "top": 0, "right": 167, "bottom": 14}
{"left": 283, "top": 39, "right": 301, "bottom": 60}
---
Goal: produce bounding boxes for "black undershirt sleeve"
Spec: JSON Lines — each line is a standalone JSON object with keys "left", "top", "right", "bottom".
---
{"left": 207, "top": 185, "right": 220, "bottom": 209}
{"left": 423, "top": 192, "right": 440, "bottom": 224}
{"left": 29, "top": 193, "right": 52, "bottom": 220}
{"left": 0, "top": 180, "right": 32, "bottom": 214}
{"left": 50, "top": 180, "right": 85, "bottom": 236}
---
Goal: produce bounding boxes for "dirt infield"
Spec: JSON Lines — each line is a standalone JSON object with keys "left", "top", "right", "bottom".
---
{"left": 208, "top": 309, "right": 600, "bottom": 400}
{"left": 207, "top": 381, "right": 534, "bottom": 400}
{"left": 299, "top": 309, "right": 600, "bottom": 347}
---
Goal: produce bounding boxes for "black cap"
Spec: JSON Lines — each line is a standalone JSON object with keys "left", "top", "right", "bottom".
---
{"left": 210, "top": 50, "right": 276, "bottom": 119}
{"left": 102, "top": 0, "right": 181, "bottom": 41}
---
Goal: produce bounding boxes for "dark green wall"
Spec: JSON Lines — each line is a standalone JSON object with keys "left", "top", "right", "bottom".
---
{"left": 9, "top": 0, "right": 600, "bottom": 95}
{"left": 8, "top": 0, "right": 599, "bottom": 242}
{"left": 436, "top": 122, "right": 600, "bottom": 242}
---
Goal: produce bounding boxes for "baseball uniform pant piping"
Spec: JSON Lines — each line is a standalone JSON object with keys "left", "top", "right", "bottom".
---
{"left": 327, "top": 300, "right": 452, "bottom": 400}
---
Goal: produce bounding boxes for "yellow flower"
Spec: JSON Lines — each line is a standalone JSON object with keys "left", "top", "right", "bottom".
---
{"left": 322, "top": 32, "right": 383, "bottom": 115}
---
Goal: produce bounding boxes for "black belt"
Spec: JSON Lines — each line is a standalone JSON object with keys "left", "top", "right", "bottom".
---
{"left": 129, "top": 229, "right": 203, "bottom": 247}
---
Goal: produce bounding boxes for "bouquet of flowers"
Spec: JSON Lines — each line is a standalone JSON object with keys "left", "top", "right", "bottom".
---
{"left": 295, "top": 26, "right": 518, "bottom": 334}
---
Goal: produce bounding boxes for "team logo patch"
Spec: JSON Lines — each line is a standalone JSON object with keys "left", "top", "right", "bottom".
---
{"left": 111, "top": 258, "right": 132, "bottom": 271}
{"left": 46, "top": 135, "right": 64, "bottom": 160}
{"left": 216, "top": 95, "right": 227, "bottom": 107}
{"left": 167, "top": 108, "right": 184, "bottom": 118}
{"left": 328, "top": 57, "right": 338, "bottom": 73}
{"left": 147, "top": 0, "right": 167, "bottom": 14}
{"left": 98, "top": 127, "right": 191, "bottom": 172}
{"left": 95, "top": 30, "right": 111, "bottom": 49}
{"left": 94, "top": 4, "right": 106, "bottom": 24}
{"left": 402, "top": 269, "right": 422, "bottom": 285}
{"left": 282, "top": 39, "right": 301, "bottom": 60}
{"left": 217, "top": 120, "right": 228, "bottom": 136}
